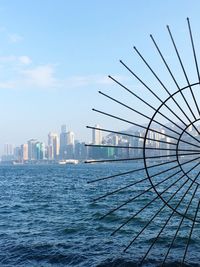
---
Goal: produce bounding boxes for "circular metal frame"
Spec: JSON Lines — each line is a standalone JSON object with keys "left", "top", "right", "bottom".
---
{"left": 88, "top": 18, "right": 200, "bottom": 265}
{"left": 144, "top": 83, "right": 200, "bottom": 222}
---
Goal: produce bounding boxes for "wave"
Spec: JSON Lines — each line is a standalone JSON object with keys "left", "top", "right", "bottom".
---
{"left": 96, "top": 258, "right": 200, "bottom": 267}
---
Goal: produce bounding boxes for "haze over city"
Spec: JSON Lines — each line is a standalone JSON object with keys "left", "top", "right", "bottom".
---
{"left": 1, "top": 0, "right": 200, "bottom": 154}
{"left": 2, "top": 1, "right": 200, "bottom": 266}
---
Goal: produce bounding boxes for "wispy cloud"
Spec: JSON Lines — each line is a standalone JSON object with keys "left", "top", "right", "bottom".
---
{"left": 0, "top": 55, "right": 16, "bottom": 63}
{"left": 63, "top": 74, "right": 129, "bottom": 89}
{"left": 8, "top": 33, "right": 23, "bottom": 43}
{"left": 0, "top": 68, "right": 129, "bottom": 90}
{"left": 0, "top": 81, "right": 16, "bottom": 89}
{"left": 0, "top": 25, "right": 23, "bottom": 44}
{"left": 20, "top": 65, "right": 57, "bottom": 88}
{"left": 63, "top": 75, "right": 112, "bottom": 88}
{"left": 0, "top": 52, "right": 130, "bottom": 91}
{"left": 0, "top": 26, "right": 6, "bottom": 32}
{"left": 0, "top": 55, "right": 31, "bottom": 65}
{"left": 18, "top": 56, "right": 32, "bottom": 65}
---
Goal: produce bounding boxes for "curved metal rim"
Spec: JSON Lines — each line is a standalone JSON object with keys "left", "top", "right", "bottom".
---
{"left": 143, "top": 82, "right": 200, "bottom": 222}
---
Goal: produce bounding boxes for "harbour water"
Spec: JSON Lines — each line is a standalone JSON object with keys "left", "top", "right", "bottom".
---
{"left": 0, "top": 163, "right": 200, "bottom": 267}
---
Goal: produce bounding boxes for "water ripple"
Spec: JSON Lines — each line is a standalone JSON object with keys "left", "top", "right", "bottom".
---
{"left": 0, "top": 164, "right": 199, "bottom": 266}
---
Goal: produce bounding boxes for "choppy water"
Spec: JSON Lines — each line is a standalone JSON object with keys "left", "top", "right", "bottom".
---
{"left": 0, "top": 163, "right": 200, "bottom": 267}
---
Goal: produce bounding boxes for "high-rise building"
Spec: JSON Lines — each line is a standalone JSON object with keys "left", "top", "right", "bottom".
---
{"left": 113, "top": 135, "right": 119, "bottom": 146}
{"left": 61, "top": 124, "right": 67, "bottom": 134}
{"left": 14, "top": 147, "right": 21, "bottom": 161}
{"left": 92, "top": 124, "right": 102, "bottom": 145}
{"left": 27, "top": 139, "right": 38, "bottom": 160}
{"left": 35, "top": 142, "right": 45, "bottom": 160}
{"left": 67, "top": 131, "right": 74, "bottom": 145}
{"left": 59, "top": 124, "right": 68, "bottom": 159}
{"left": 4, "top": 144, "right": 13, "bottom": 156}
{"left": 48, "top": 132, "right": 59, "bottom": 160}
{"left": 66, "top": 131, "right": 75, "bottom": 159}
{"left": 74, "top": 141, "right": 87, "bottom": 160}
{"left": 21, "top": 144, "right": 28, "bottom": 161}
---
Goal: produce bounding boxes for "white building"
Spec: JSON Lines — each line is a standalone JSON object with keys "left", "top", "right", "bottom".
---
{"left": 48, "top": 132, "right": 59, "bottom": 160}
{"left": 92, "top": 124, "right": 102, "bottom": 145}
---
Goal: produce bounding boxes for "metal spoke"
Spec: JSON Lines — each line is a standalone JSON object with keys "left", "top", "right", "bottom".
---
{"left": 92, "top": 108, "right": 200, "bottom": 148}
{"left": 181, "top": 200, "right": 200, "bottom": 266}
{"left": 161, "top": 183, "right": 199, "bottom": 266}
{"left": 88, "top": 17, "right": 200, "bottom": 265}
{"left": 167, "top": 25, "right": 199, "bottom": 122}
{"left": 86, "top": 125, "right": 178, "bottom": 146}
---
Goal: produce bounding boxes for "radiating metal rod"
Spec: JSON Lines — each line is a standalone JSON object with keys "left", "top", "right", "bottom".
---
{"left": 87, "top": 125, "right": 200, "bottom": 150}
{"left": 100, "top": 168, "right": 183, "bottom": 220}
{"left": 88, "top": 159, "right": 177, "bottom": 184}
{"left": 99, "top": 90, "right": 181, "bottom": 136}
{"left": 181, "top": 199, "right": 200, "bottom": 266}
{"left": 112, "top": 177, "right": 189, "bottom": 237}
{"left": 125, "top": 162, "right": 200, "bottom": 253}
{"left": 108, "top": 73, "right": 186, "bottom": 134}
{"left": 187, "top": 18, "right": 200, "bottom": 84}
{"left": 111, "top": 156, "right": 200, "bottom": 237}
{"left": 86, "top": 126, "right": 178, "bottom": 146}
{"left": 85, "top": 151, "right": 200, "bottom": 164}
{"left": 142, "top": 182, "right": 199, "bottom": 266}
{"left": 167, "top": 25, "right": 200, "bottom": 121}
{"left": 161, "top": 182, "right": 199, "bottom": 266}
{"left": 110, "top": 70, "right": 200, "bottom": 144}
{"left": 89, "top": 153, "right": 200, "bottom": 184}
{"left": 133, "top": 45, "right": 190, "bottom": 126}
{"left": 100, "top": 157, "right": 200, "bottom": 220}
{"left": 124, "top": 177, "right": 191, "bottom": 252}
{"left": 93, "top": 177, "right": 148, "bottom": 202}
{"left": 150, "top": 33, "right": 200, "bottom": 135}
{"left": 90, "top": 18, "right": 200, "bottom": 264}
{"left": 91, "top": 108, "right": 200, "bottom": 149}
{"left": 94, "top": 159, "right": 185, "bottom": 202}
{"left": 120, "top": 57, "right": 188, "bottom": 129}
{"left": 86, "top": 143, "right": 200, "bottom": 153}
{"left": 119, "top": 57, "right": 175, "bottom": 118}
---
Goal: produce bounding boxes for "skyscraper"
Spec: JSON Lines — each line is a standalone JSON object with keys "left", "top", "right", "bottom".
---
{"left": 4, "top": 144, "right": 13, "bottom": 156}
{"left": 67, "top": 131, "right": 74, "bottom": 145}
{"left": 21, "top": 144, "right": 28, "bottom": 161}
{"left": 92, "top": 124, "right": 102, "bottom": 145}
{"left": 61, "top": 124, "right": 67, "bottom": 133}
{"left": 66, "top": 131, "right": 75, "bottom": 159}
{"left": 35, "top": 142, "right": 45, "bottom": 160}
{"left": 27, "top": 139, "right": 38, "bottom": 160}
{"left": 48, "top": 132, "right": 59, "bottom": 160}
{"left": 59, "top": 124, "right": 67, "bottom": 159}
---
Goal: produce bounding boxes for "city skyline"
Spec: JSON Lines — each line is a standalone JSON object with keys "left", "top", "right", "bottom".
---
{"left": 2, "top": 120, "right": 199, "bottom": 163}
{"left": 0, "top": 1, "right": 200, "bottom": 153}
{"left": 1, "top": 123, "right": 86, "bottom": 161}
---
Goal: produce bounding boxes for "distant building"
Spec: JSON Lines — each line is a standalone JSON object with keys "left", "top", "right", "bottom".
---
{"left": 14, "top": 146, "right": 21, "bottom": 161}
{"left": 66, "top": 131, "right": 75, "bottom": 159}
{"left": 61, "top": 124, "right": 67, "bottom": 133}
{"left": 21, "top": 144, "right": 28, "bottom": 161}
{"left": 74, "top": 141, "right": 87, "bottom": 160}
{"left": 1, "top": 143, "right": 14, "bottom": 161}
{"left": 67, "top": 131, "right": 74, "bottom": 145}
{"left": 27, "top": 139, "right": 38, "bottom": 160}
{"left": 48, "top": 132, "right": 59, "bottom": 160}
{"left": 59, "top": 124, "right": 68, "bottom": 159}
{"left": 92, "top": 124, "right": 102, "bottom": 145}
{"left": 4, "top": 143, "right": 13, "bottom": 156}
{"left": 35, "top": 142, "right": 45, "bottom": 160}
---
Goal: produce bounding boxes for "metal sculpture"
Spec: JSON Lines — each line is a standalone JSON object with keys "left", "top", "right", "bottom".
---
{"left": 86, "top": 18, "right": 200, "bottom": 266}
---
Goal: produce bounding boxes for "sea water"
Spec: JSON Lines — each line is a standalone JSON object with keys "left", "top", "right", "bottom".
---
{"left": 0, "top": 163, "right": 199, "bottom": 267}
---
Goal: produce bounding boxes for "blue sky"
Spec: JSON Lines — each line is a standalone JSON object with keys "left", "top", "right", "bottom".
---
{"left": 0, "top": 0, "right": 200, "bottom": 150}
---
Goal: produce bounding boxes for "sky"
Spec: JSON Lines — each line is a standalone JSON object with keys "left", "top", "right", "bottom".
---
{"left": 0, "top": 0, "right": 200, "bottom": 153}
